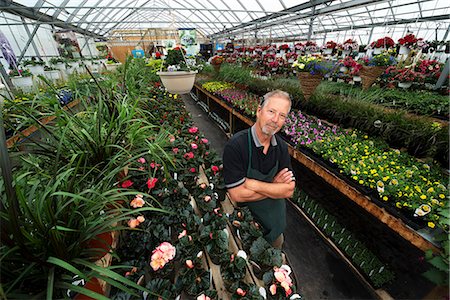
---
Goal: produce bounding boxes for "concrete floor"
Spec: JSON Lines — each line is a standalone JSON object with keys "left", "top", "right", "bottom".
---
{"left": 182, "top": 94, "right": 373, "bottom": 300}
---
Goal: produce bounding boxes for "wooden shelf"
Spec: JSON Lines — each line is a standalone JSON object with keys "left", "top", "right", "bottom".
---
{"left": 192, "top": 84, "right": 441, "bottom": 254}
{"left": 6, "top": 99, "right": 81, "bottom": 148}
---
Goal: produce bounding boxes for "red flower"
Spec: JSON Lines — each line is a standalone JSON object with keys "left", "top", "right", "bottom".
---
{"left": 121, "top": 180, "right": 134, "bottom": 188}
{"left": 147, "top": 177, "right": 158, "bottom": 189}
{"left": 184, "top": 152, "right": 194, "bottom": 159}
{"left": 188, "top": 126, "right": 198, "bottom": 134}
{"left": 211, "top": 165, "right": 219, "bottom": 175}
{"left": 190, "top": 167, "right": 196, "bottom": 173}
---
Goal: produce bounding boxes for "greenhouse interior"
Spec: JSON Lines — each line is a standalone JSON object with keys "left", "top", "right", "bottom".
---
{"left": 0, "top": 0, "right": 449, "bottom": 299}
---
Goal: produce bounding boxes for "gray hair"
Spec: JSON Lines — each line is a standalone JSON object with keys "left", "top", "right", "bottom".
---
{"left": 260, "top": 90, "right": 292, "bottom": 111}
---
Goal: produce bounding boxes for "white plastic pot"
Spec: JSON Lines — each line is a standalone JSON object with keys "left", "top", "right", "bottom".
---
{"left": 398, "top": 45, "right": 410, "bottom": 55}
{"left": 157, "top": 71, "right": 197, "bottom": 95}
{"left": 324, "top": 48, "right": 333, "bottom": 55}
{"left": 27, "top": 65, "right": 45, "bottom": 75}
{"left": 398, "top": 82, "right": 412, "bottom": 89}
{"left": 44, "top": 70, "right": 62, "bottom": 81}
{"left": 105, "top": 63, "right": 121, "bottom": 71}
{"left": 11, "top": 76, "right": 33, "bottom": 91}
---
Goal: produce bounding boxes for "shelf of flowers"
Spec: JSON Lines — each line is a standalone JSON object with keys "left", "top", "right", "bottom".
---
{"left": 193, "top": 80, "right": 448, "bottom": 253}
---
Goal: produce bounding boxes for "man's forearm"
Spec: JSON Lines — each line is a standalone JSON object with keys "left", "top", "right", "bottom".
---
{"left": 244, "top": 178, "right": 295, "bottom": 199}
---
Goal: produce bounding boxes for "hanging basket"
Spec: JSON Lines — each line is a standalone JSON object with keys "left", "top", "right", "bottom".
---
{"left": 157, "top": 71, "right": 198, "bottom": 95}
{"left": 297, "top": 72, "right": 322, "bottom": 101}
{"left": 360, "top": 66, "right": 385, "bottom": 90}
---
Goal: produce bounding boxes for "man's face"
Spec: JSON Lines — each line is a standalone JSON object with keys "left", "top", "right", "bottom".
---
{"left": 256, "top": 97, "right": 290, "bottom": 136}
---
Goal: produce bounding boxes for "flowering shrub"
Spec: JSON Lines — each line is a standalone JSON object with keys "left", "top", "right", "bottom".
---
{"left": 340, "top": 39, "right": 359, "bottom": 51}
{"left": 340, "top": 57, "right": 362, "bottom": 75}
{"left": 292, "top": 55, "right": 332, "bottom": 75}
{"left": 394, "top": 68, "right": 424, "bottom": 83}
{"left": 398, "top": 34, "right": 427, "bottom": 49}
{"left": 150, "top": 242, "right": 176, "bottom": 271}
{"left": 211, "top": 55, "right": 224, "bottom": 65}
{"left": 414, "top": 59, "right": 443, "bottom": 83}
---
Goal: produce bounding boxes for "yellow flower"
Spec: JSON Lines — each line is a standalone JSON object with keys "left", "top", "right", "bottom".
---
{"left": 431, "top": 199, "right": 439, "bottom": 205}
{"left": 396, "top": 202, "right": 402, "bottom": 208}
{"left": 427, "top": 222, "right": 435, "bottom": 229}
{"left": 427, "top": 187, "right": 434, "bottom": 193}
{"left": 439, "top": 194, "right": 445, "bottom": 199}
{"left": 420, "top": 195, "right": 426, "bottom": 200}
{"left": 414, "top": 186, "right": 421, "bottom": 193}
{"left": 398, "top": 191, "right": 403, "bottom": 197}
{"left": 382, "top": 176, "right": 389, "bottom": 182}
{"left": 359, "top": 180, "right": 364, "bottom": 184}
{"left": 390, "top": 179, "right": 398, "bottom": 185}
{"left": 382, "top": 196, "right": 388, "bottom": 201}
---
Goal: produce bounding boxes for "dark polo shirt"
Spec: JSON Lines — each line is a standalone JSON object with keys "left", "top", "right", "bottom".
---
{"left": 223, "top": 125, "right": 293, "bottom": 189}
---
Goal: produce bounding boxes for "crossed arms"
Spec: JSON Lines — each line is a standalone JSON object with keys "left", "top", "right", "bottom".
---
{"left": 227, "top": 168, "right": 295, "bottom": 202}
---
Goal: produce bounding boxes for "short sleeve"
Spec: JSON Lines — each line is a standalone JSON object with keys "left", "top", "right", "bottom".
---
{"left": 222, "top": 141, "right": 246, "bottom": 189}
{"left": 278, "top": 138, "right": 293, "bottom": 173}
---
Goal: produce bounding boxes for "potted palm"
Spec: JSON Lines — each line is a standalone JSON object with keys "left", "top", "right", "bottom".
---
{"left": 157, "top": 47, "right": 198, "bottom": 95}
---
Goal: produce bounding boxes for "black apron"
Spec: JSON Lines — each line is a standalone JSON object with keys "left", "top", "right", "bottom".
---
{"left": 244, "top": 130, "right": 286, "bottom": 244}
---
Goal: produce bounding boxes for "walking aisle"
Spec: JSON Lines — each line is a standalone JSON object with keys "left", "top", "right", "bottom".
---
{"left": 182, "top": 95, "right": 373, "bottom": 300}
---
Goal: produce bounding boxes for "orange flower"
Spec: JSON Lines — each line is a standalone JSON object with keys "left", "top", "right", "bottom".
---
{"left": 128, "top": 218, "right": 140, "bottom": 228}
{"left": 130, "top": 195, "right": 144, "bottom": 208}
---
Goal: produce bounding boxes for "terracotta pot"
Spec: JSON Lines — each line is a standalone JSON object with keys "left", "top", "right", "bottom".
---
{"left": 85, "top": 231, "right": 113, "bottom": 261}
{"left": 74, "top": 277, "right": 104, "bottom": 300}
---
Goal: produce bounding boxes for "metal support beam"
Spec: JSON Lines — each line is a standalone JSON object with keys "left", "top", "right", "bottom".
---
{"left": 19, "top": 17, "right": 41, "bottom": 61}
{"left": 0, "top": 0, "right": 104, "bottom": 39}
{"left": 435, "top": 58, "right": 448, "bottom": 89}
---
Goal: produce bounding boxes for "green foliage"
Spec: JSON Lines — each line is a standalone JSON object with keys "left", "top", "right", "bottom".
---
{"left": 249, "top": 237, "right": 283, "bottom": 268}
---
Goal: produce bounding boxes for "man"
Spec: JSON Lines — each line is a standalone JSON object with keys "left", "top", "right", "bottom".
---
{"left": 223, "top": 90, "right": 295, "bottom": 249}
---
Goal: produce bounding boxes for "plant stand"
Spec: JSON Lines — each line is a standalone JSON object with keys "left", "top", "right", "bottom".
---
{"left": 157, "top": 71, "right": 197, "bottom": 95}
{"left": 297, "top": 72, "right": 322, "bottom": 101}
{"left": 360, "top": 66, "right": 385, "bottom": 90}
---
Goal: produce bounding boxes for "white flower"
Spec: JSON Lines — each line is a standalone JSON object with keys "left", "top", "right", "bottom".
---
{"left": 280, "top": 264, "right": 292, "bottom": 275}
{"left": 237, "top": 250, "right": 248, "bottom": 260}
{"left": 290, "top": 294, "right": 302, "bottom": 299}
{"left": 259, "top": 287, "right": 267, "bottom": 299}
{"left": 197, "top": 251, "right": 203, "bottom": 258}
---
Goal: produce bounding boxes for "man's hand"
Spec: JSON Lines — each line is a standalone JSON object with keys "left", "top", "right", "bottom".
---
{"left": 272, "top": 168, "right": 295, "bottom": 184}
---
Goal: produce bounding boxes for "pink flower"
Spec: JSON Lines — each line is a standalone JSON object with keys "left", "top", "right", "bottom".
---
{"left": 186, "top": 259, "right": 194, "bottom": 269}
{"left": 150, "top": 249, "right": 166, "bottom": 271}
{"left": 281, "top": 281, "right": 292, "bottom": 296}
{"left": 158, "top": 242, "right": 176, "bottom": 261}
{"left": 197, "top": 295, "right": 210, "bottom": 300}
{"left": 211, "top": 165, "right": 219, "bottom": 175}
{"left": 147, "top": 177, "right": 158, "bottom": 189}
{"left": 178, "top": 229, "right": 187, "bottom": 239}
{"left": 201, "top": 138, "right": 209, "bottom": 144}
{"left": 199, "top": 183, "right": 207, "bottom": 189}
{"left": 213, "top": 207, "right": 221, "bottom": 214}
{"left": 169, "top": 136, "right": 175, "bottom": 143}
{"left": 270, "top": 284, "right": 277, "bottom": 295}
{"left": 204, "top": 195, "right": 211, "bottom": 202}
{"left": 121, "top": 180, "right": 133, "bottom": 188}
{"left": 191, "top": 143, "right": 198, "bottom": 150}
{"left": 190, "top": 167, "right": 196, "bottom": 173}
{"left": 172, "top": 147, "right": 179, "bottom": 154}
{"left": 188, "top": 126, "right": 198, "bottom": 134}
{"left": 184, "top": 152, "right": 194, "bottom": 159}
{"left": 136, "top": 215, "right": 145, "bottom": 223}
{"left": 137, "top": 157, "right": 146, "bottom": 164}
{"left": 236, "top": 288, "right": 246, "bottom": 296}
{"left": 130, "top": 195, "right": 144, "bottom": 208}
{"left": 128, "top": 218, "right": 140, "bottom": 228}
{"left": 150, "top": 162, "right": 156, "bottom": 168}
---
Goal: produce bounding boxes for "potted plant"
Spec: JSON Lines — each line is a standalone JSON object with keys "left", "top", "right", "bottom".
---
{"left": 291, "top": 55, "right": 332, "bottom": 100}
{"left": 22, "top": 58, "right": 46, "bottom": 75}
{"left": 263, "top": 265, "right": 301, "bottom": 300}
{"left": 43, "top": 65, "right": 62, "bottom": 81}
{"left": 157, "top": 47, "right": 198, "bottom": 94}
{"left": 359, "top": 52, "right": 397, "bottom": 89}
{"left": 105, "top": 54, "right": 121, "bottom": 71}
{"left": 178, "top": 257, "right": 211, "bottom": 297}
{"left": 211, "top": 55, "right": 225, "bottom": 73}
{"left": 322, "top": 40, "right": 337, "bottom": 55}
{"left": 397, "top": 33, "right": 426, "bottom": 55}
{"left": 220, "top": 252, "right": 248, "bottom": 291}
{"left": 340, "top": 39, "right": 359, "bottom": 56}
{"left": 371, "top": 36, "right": 395, "bottom": 54}
{"left": 200, "top": 225, "right": 230, "bottom": 265}
{"left": 8, "top": 68, "right": 33, "bottom": 91}
{"left": 394, "top": 68, "right": 423, "bottom": 89}
{"left": 229, "top": 281, "right": 266, "bottom": 299}
{"left": 249, "top": 237, "right": 283, "bottom": 280}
